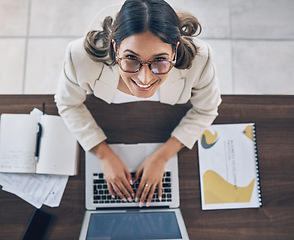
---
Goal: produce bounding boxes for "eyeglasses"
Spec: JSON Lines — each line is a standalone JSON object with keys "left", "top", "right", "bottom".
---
{"left": 116, "top": 54, "right": 176, "bottom": 75}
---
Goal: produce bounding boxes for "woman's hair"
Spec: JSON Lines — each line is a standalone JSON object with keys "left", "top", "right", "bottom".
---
{"left": 84, "top": 0, "right": 201, "bottom": 69}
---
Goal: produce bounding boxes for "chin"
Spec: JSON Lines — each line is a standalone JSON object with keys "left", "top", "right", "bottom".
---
{"left": 133, "top": 90, "right": 156, "bottom": 99}
{"left": 129, "top": 80, "right": 160, "bottom": 99}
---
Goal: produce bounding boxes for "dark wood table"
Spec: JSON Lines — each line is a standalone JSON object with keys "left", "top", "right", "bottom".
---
{"left": 0, "top": 95, "right": 293, "bottom": 239}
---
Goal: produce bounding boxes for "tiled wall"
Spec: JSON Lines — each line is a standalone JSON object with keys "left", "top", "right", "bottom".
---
{"left": 0, "top": 0, "right": 293, "bottom": 94}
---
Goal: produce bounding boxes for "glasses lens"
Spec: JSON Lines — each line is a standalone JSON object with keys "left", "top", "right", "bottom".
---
{"left": 120, "top": 59, "right": 140, "bottom": 73}
{"left": 151, "top": 61, "right": 171, "bottom": 74}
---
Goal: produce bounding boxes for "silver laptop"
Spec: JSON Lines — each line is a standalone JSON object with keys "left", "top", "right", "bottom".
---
{"left": 80, "top": 143, "right": 189, "bottom": 240}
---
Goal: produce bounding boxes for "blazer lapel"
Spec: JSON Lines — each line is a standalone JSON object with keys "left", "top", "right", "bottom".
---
{"left": 160, "top": 68, "right": 185, "bottom": 105}
{"left": 93, "top": 65, "right": 120, "bottom": 104}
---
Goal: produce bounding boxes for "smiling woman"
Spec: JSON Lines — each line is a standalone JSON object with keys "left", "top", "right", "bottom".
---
{"left": 55, "top": 0, "right": 221, "bottom": 207}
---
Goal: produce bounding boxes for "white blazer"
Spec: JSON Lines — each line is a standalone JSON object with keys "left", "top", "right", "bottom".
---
{"left": 54, "top": 37, "right": 221, "bottom": 151}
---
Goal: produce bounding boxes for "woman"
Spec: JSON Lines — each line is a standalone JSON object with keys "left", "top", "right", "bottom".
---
{"left": 55, "top": 0, "right": 221, "bottom": 207}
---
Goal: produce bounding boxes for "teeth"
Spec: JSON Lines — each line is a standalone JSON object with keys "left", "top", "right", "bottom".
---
{"left": 136, "top": 82, "right": 151, "bottom": 88}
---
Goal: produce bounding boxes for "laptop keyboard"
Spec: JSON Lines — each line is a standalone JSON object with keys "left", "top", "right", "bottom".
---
{"left": 93, "top": 172, "right": 172, "bottom": 204}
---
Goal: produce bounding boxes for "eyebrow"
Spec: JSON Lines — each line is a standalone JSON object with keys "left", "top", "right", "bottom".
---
{"left": 123, "top": 49, "right": 169, "bottom": 57}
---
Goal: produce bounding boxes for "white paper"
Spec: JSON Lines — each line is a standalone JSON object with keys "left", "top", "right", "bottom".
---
{"left": 36, "top": 115, "right": 78, "bottom": 175}
{"left": 0, "top": 172, "right": 68, "bottom": 208}
{"left": 0, "top": 173, "right": 54, "bottom": 208}
{"left": 0, "top": 115, "right": 39, "bottom": 173}
{"left": 43, "top": 175, "right": 68, "bottom": 207}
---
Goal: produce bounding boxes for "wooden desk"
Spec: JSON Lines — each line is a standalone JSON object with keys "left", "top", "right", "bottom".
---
{"left": 0, "top": 95, "right": 293, "bottom": 239}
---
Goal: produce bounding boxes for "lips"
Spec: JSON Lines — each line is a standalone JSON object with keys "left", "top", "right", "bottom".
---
{"left": 131, "top": 79, "right": 159, "bottom": 91}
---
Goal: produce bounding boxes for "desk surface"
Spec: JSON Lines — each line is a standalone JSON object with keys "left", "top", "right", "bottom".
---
{"left": 0, "top": 95, "right": 293, "bottom": 239}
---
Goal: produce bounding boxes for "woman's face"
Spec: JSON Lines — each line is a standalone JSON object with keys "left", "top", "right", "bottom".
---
{"left": 114, "top": 31, "right": 175, "bottom": 98}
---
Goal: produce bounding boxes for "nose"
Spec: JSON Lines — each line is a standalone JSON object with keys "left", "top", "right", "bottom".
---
{"left": 136, "top": 64, "right": 154, "bottom": 84}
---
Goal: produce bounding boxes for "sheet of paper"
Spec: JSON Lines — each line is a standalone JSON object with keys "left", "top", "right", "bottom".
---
{"left": 0, "top": 172, "right": 69, "bottom": 208}
{"left": 43, "top": 175, "right": 68, "bottom": 207}
{"left": 36, "top": 115, "right": 78, "bottom": 175}
{"left": 0, "top": 173, "right": 55, "bottom": 208}
{"left": 0, "top": 114, "right": 39, "bottom": 173}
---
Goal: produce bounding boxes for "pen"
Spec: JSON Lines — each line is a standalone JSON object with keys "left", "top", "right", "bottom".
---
{"left": 35, "top": 123, "right": 42, "bottom": 162}
{"left": 42, "top": 102, "right": 46, "bottom": 115}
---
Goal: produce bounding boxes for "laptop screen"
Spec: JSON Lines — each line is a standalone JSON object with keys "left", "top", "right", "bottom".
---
{"left": 86, "top": 211, "right": 182, "bottom": 239}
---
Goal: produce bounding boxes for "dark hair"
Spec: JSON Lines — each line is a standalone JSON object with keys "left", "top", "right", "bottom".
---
{"left": 84, "top": 0, "right": 201, "bottom": 69}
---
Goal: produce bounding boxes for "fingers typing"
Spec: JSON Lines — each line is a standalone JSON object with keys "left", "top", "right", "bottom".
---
{"left": 100, "top": 171, "right": 170, "bottom": 206}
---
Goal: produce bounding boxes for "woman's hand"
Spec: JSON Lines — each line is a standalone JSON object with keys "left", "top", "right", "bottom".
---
{"left": 134, "top": 136, "right": 185, "bottom": 207}
{"left": 134, "top": 152, "right": 168, "bottom": 207}
{"left": 92, "top": 142, "right": 134, "bottom": 202}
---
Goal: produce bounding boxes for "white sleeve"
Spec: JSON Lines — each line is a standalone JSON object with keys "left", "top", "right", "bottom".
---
{"left": 54, "top": 42, "right": 107, "bottom": 151}
{"left": 171, "top": 44, "right": 222, "bottom": 149}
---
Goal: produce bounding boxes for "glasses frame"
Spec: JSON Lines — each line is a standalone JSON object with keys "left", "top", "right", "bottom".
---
{"left": 116, "top": 53, "right": 177, "bottom": 75}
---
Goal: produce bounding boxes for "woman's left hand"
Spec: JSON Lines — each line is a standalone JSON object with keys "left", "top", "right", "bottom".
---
{"left": 134, "top": 137, "right": 185, "bottom": 207}
{"left": 134, "top": 152, "right": 168, "bottom": 207}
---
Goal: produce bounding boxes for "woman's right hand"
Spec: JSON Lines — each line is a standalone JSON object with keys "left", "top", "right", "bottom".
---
{"left": 92, "top": 141, "right": 134, "bottom": 202}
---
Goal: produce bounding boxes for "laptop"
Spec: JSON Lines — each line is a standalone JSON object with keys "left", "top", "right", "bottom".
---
{"left": 79, "top": 143, "right": 189, "bottom": 240}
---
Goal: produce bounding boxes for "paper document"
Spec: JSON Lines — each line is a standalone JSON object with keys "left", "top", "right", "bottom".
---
{"left": 0, "top": 173, "right": 68, "bottom": 208}
{"left": 198, "top": 123, "right": 262, "bottom": 210}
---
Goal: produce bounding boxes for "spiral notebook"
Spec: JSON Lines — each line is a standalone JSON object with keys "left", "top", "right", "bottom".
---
{"left": 197, "top": 123, "right": 262, "bottom": 210}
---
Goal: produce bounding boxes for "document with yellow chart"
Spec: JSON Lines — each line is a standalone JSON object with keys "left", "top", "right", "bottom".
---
{"left": 198, "top": 123, "right": 262, "bottom": 210}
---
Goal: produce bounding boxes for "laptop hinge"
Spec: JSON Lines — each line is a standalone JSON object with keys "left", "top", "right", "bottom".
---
{"left": 95, "top": 205, "right": 170, "bottom": 211}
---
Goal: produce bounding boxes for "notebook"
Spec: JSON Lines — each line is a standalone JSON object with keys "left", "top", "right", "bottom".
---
{"left": 0, "top": 114, "right": 79, "bottom": 176}
{"left": 79, "top": 143, "right": 189, "bottom": 240}
{"left": 198, "top": 123, "right": 262, "bottom": 210}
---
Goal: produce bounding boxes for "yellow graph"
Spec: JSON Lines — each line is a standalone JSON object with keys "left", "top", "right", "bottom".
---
{"left": 243, "top": 125, "right": 254, "bottom": 141}
{"left": 201, "top": 130, "right": 218, "bottom": 149}
{"left": 203, "top": 170, "right": 255, "bottom": 204}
